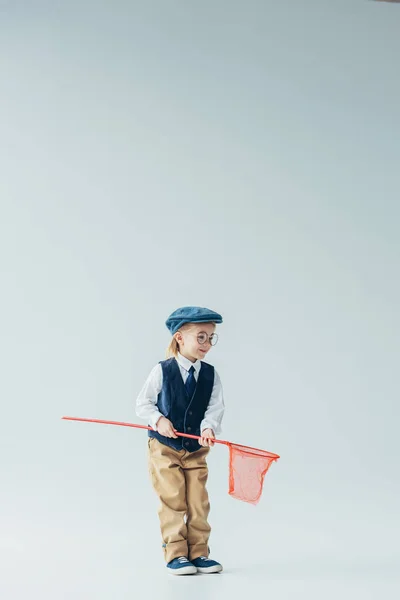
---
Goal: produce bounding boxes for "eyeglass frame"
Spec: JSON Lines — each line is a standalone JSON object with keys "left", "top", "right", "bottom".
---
{"left": 182, "top": 330, "right": 219, "bottom": 346}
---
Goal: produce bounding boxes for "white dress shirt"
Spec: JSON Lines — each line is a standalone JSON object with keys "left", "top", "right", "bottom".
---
{"left": 136, "top": 353, "right": 225, "bottom": 435}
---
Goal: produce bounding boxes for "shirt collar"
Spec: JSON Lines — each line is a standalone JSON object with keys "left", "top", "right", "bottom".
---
{"left": 177, "top": 352, "right": 201, "bottom": 374}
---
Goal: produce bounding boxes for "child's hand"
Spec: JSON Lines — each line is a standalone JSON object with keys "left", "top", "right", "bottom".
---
{"left": 200, "top": 428, "right": 215, "bottom": 447}
{"left": 156, "top": 416, "right": 178, "bottom": 438}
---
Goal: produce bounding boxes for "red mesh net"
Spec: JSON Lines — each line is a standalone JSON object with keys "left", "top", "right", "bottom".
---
{"left": 228, "top": 443, "right": 279, "bottom": 505}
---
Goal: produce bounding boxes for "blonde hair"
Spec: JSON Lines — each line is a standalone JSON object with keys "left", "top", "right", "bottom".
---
{"left": 166, "top": 336, "right": 180, "bottom": 359}
{"left": 166, "top": 322, "right": 215, "bottom": 358}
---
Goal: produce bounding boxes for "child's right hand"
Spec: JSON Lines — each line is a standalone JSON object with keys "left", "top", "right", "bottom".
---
{"left": 156, "top": 416, "right": 178, "bottom": 438}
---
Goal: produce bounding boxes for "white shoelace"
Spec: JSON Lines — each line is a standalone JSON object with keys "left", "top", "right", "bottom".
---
{"left": 176, "top": 556, "right": 211, "bottom": 564}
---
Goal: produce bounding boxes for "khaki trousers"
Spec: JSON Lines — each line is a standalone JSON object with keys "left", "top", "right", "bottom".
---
{"left": 148, "top": 437, "right": 211, "bottom": 563}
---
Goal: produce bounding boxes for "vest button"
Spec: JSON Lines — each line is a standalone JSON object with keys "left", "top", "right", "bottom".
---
{"left": 187, "top": 427, "right": 191, "bottom": 432}
{"left": 185, "top": 441, "right": 190, "bottom": 447}
{"left": 188, "top": 411, "right": 193, "bottom": 415}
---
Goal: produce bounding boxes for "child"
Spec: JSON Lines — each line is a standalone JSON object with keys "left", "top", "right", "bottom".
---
{"left": 136, "top": 306, "right": 225, "bottom": 575}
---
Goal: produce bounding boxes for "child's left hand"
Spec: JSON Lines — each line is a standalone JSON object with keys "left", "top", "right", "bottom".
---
{"left": 200, "top": 428, "right": 215, "bottom": 447}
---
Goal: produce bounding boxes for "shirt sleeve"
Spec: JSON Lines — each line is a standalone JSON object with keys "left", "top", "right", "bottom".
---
{"left": 200, "top": 369, "right": 225, "bottom": 436}
{"left": 135, "top": 363, "right": 164, "bottom": 430}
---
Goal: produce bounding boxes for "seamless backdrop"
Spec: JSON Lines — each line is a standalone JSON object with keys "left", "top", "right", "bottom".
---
{"left": 1, "top": 1, "right": 399, "bottom": 599}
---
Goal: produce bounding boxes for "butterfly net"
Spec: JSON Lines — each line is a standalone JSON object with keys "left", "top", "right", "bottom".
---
{"left": 227, "top": 443, "right": 279, "bottom": 505}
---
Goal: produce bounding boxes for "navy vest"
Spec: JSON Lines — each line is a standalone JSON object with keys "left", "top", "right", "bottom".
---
{"left": 148, "top": 358, "right": 215, "bottom": 452}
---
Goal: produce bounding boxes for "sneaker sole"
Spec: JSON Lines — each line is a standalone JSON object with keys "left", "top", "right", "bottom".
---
{"left": 167, "top": 566, "right": 197, "bottom": 576}
{"left": 196, "top": 565, "right": 223, "bottom": 574}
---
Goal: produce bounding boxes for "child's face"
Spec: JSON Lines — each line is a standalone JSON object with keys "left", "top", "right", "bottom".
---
{"left": 176, "top": 323, "right": 217, "bottom": 362}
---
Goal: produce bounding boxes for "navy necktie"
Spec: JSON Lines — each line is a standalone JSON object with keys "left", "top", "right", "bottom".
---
{"left": 185, "top": 366, "right": 196, "bottom": 399}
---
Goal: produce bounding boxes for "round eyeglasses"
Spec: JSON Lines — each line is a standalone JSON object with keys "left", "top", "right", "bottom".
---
{"left": 196, "top": 332, "right": 219, "bottom": 346}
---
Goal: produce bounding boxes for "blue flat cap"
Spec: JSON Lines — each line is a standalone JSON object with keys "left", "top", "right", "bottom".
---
{"left": 166, "top": 306, "right": 223, "bottom": 335}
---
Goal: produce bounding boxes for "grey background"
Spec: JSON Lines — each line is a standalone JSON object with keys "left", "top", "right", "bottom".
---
{"left": 1, "top": 1, "right": 399, "bottom": 598}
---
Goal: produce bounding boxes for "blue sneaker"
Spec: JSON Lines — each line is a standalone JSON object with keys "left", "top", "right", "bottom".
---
{"left": 166, "top": 557, "right": 197, "bottom": 575}
{"left": 191, "top": 556, "right": 223, "bottom": 574}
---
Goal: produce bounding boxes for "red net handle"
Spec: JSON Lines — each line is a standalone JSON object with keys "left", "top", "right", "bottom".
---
{"left": 61, "top": 416, "right": 280, "bottom": 460}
